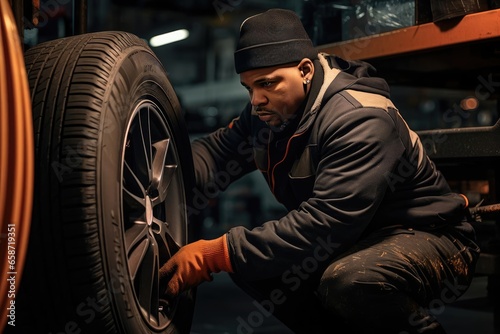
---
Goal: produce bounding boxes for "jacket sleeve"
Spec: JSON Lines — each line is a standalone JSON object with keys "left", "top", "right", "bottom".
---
{"left": 191, "top": 103, "right": 257, "bottom": 194}
{"left": 227, "top": 103, "right": 408, "bottom": 280}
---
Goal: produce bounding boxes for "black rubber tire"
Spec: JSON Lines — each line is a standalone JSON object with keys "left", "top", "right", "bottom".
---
{"left": 12, "top": 31, "right": 196, "bottom": 334}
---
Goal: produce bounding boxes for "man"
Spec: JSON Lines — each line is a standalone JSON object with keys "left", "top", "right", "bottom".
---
{"left": 160, "top": 8, "right": 480, "bottom": 334}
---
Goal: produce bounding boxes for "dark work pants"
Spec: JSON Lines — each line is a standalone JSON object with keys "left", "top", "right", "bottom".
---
{"left": 230, "top": 223, "right": 480, "bottom": 334}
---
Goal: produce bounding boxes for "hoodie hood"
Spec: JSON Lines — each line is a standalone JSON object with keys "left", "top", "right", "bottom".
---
{"left": 298, "top": 53, "right": 391, "bottom": 132}
{"left": 322, "top": 53, "right": 391, "bottom": 98}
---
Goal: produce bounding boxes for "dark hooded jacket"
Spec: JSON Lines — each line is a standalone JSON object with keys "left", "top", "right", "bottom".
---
{"left": 191, "top": 53, "right": 469, "bottom": 280}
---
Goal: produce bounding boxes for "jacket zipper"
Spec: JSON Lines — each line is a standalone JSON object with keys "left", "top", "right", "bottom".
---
{"left": 268, "top": 131, "right": 306, "bottom": 194}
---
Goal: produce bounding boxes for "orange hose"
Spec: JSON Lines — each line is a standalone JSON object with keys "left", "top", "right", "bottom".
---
{"left": 0, "top": 0, "right": 34, "bottom": 331}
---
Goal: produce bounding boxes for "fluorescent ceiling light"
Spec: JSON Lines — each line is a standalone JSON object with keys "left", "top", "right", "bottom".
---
{"left": 150, "top": 29, "right": 189, "bottom": 47}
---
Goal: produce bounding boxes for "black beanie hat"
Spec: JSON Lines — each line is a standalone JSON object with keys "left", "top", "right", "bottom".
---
{"left": 234, "top": 8, "right": 318, "bottom": 74}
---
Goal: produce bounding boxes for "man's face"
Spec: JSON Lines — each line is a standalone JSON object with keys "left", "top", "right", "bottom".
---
{"left": 240, "top": 62, "right": 309, "bottom": 128}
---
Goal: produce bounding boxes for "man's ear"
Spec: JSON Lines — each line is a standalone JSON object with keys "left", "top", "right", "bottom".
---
{"left": 298, "top": 58, "right": 314, "bottom": 78}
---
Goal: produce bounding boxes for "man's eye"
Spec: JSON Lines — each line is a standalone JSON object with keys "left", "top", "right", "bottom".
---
{"left": 261, "top": 81, "right": 272, "bottom": 87}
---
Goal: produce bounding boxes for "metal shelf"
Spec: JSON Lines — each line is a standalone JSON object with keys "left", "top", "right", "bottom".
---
{"left": 318, "top": 8, "right": 500, "bottom": 61}
{"left": 318, "top": 9, "right": 500, "bottom": 92}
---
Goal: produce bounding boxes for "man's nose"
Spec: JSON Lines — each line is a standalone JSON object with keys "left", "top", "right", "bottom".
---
{"left": 251, "top": 90, "right": 267, "bottom": 106}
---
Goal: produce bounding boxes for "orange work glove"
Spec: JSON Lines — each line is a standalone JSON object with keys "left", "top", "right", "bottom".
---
{"left": 159, "top": 234, "right": 233, "bottom": 299}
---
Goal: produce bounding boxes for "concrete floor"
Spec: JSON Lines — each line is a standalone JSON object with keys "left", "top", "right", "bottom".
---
{"left": 190, "top": 268, "right": 496, "bottom": 334}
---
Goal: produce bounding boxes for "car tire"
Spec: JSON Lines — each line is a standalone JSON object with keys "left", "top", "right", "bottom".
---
{"left": 12, "top": 31, "right": 196, "bottom": 334}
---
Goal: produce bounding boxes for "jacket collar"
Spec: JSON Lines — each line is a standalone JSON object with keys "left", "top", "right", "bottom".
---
{"left": 296, "top": 53, "right": 342, "bottom": 133}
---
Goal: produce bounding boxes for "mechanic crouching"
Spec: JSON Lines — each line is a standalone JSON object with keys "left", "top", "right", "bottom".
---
{"left": 159, "top": 8, "right": 480, "bottom": 334}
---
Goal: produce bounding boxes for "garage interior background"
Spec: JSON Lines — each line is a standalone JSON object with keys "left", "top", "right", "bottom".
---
{"left": 17, "top": 0, "right": 500, "bottom": 238}
{"left": 8, "top": 0, "right": 500, "bottom": 333}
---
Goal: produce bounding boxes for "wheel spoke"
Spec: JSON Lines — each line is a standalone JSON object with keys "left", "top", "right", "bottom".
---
{"left": 154, "top": 165, "right": 177, "bottom": 204}
{"left": 138, "top": 107, "right": 152, "bottom": 178}
{"left": 152, "top": 217, "right": 180, "bottom": 259}
{"left": 123, "top": 187, "right": 144, "bottom": 210}
{"left": 137, "top": 237, "right": 160, "bottom": 324}
{"left": 125, "top": 222, "right": 149, "bottom": 280}
{"left": 149, "top": 139, "right": 169, "bottom": 193}
{"left": 124, "top": 160, "right": 146, "bottom": 197}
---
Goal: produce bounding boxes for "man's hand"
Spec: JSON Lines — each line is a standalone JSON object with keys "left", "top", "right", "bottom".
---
{"left": 159, "top": 234, "right": 233, "bottom": 299}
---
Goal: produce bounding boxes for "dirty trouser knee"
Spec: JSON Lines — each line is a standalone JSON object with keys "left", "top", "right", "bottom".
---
{"left": 317, "top": 224, "right": 479, "bottom": 334}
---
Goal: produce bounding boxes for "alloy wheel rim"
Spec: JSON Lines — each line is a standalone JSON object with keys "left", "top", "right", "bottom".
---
{"left": 121, "top": 99, "right": 185, "bottom": 329}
